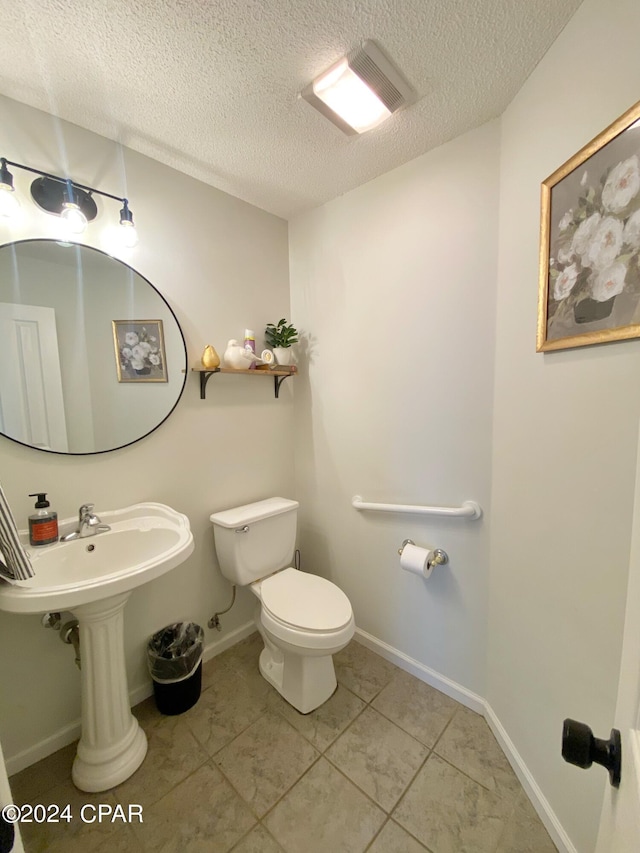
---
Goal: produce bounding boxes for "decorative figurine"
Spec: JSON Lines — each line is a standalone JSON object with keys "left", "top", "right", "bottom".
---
{"left": 201, "top": 345, "right": 221, "bottom": 369}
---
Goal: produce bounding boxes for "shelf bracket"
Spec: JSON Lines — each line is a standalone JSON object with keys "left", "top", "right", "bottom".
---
{"left": 274, "top": 373, "right": 292, "bottom": 399}
{"left": 199, "top": 368, "right": 220, "bottom": 399}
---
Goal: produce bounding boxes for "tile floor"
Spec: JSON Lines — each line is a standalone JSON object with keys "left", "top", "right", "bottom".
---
{"left": 10, "top": 635, "right": 558, "bottom": 852}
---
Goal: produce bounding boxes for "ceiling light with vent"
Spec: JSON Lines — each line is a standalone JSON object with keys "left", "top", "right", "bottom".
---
{"left": 302, "top": 41, "right": 414, "bottom": 135}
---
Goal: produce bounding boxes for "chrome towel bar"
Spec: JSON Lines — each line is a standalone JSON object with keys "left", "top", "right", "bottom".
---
{"left": 352, "top": 496, "right": 482, "bottom": 520}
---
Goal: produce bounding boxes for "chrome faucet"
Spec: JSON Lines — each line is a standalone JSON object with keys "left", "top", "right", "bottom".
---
{"left": 60, "top": 504, "right": 111, "bottom": 541}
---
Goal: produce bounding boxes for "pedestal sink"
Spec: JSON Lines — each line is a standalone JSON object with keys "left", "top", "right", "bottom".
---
{"left": 0, "top": 503, "right": 194, "bottom": 792}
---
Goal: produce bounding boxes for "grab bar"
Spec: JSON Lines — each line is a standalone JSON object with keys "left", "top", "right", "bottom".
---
{"left": 352, "top": 495, "right": 482, "bottom": 520}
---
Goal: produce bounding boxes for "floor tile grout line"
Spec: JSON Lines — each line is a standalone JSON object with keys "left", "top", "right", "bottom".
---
{"left": 429, "top": 748, "right": 522, "bottom": 805}
{"left": 358, "top": 699, "right": 449, "bottom": 751}
{"left": 211, "top": 751, "right": 266, "bottom": 823}
{"left": 111, "top": 750, "right": 211, "bottom": 813}
{"left": 365, "top": 814, "right": 438, "bottom": 853}
{"left": 228, "top": 821, "right": 283, "bottom": 853}
{"left": 363, "top": 816, "right": 390, "bottom": 852}
{"left": 387, "top": 744, "right": 434, "bottom": 824}
{"left": 322, "top": 746, "right": 408, "bottom": 818}
{"left": 426, "top": 703, "right": 461, "bottom": 753}
{"left": 265, "top": 687, "right": 369, "bottom": 755}
{"left": 424, "top": 704, "right": 527, "bottom": 804}
{"left": 257, "top": 751, "right": 326, "bottom": 824}
{"left": 185, "top": 695, "right": 270, "bottom": 761}
{"left": 211, "top": 710, "right": 322, "bottom": 822}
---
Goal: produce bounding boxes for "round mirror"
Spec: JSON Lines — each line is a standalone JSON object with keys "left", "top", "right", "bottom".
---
{"left": 0, "top": 239, "right": 187, "bottom": 455}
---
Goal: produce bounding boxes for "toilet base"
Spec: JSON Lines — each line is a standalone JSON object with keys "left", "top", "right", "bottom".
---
{"left": 257, "top": 628, "right": 339, "bottom": 714}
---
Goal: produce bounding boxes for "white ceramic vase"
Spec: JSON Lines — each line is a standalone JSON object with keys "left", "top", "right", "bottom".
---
{"left": 273, "top": 346, "right": 292, "bottom": 366}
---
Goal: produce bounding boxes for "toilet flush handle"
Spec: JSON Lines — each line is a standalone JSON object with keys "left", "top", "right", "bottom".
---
{"left": 235, "top": 526, "right": 250, "bottom": 533}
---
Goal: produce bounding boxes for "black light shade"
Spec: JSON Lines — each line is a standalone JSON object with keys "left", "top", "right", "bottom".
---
{"left": 30, "top": 176, "right": 98, "bottom": 220}
{"left": 120, "top": 200, "right": 134, "bottom": 225}
{"left": 0, "top": 158, "right": 14, "bottom": 190}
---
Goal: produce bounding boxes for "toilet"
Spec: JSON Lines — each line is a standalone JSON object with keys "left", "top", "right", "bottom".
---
{"left": 210, "top": 497, "right": 354, "bottom": 713}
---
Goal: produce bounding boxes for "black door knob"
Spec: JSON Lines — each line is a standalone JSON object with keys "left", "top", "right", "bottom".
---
{"left": 562, "top": 718, "right": 621, "bottom": 788}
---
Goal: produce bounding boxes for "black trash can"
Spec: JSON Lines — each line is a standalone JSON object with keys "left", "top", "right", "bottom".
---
{"left": 147, "top": 622, "right": 204, "bottom": 715}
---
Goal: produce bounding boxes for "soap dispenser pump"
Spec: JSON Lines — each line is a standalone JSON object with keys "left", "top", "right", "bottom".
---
{"left": 28, "top": 493, "right": 59, "bottom": 546}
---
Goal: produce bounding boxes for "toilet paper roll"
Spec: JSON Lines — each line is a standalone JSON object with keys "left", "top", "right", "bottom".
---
{"left": 400, "top": 543, "right": 436, "bottom": 579}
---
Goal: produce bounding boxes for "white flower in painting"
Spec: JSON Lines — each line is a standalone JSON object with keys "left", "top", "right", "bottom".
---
{"left": 121, "top": 346, "right": 132, "bottom": 359}
{"left": 130, "top": 359, "right": 145, "bottom": 370}
{"left": 149, "top": 353, "right": 161, "bottom": 366}
{"left": 602, "top": 155, "right": 640, "bottom": 213}
{"left": 557, "top": 243, "right": 575, "bottom": 264}
{"left": 137, "top": 341, "right": 152, "bottom": 355}
{"left": 559, "top": 210, "right": 573, "bottom": 231}
{"left": 131, "top": 344, "right": 146, "bottom": 361}
{"left": 590, "top": 262, "right": 627, "bottom": 302}
{"left": 580, "top": 170, "right": 588, "bottom": 187}
{"left": 571, "top": 212, "right": 601, "bottom": 258}
{"left": 623, "top": 208, "right": 640, "bottom": 249}
{"left": 584, "top": 216, "right": 623, "bottom": 270}
{"left": 125, "top": 332, "right": 139, "bottom": 347}
{"left": 553, "top": 263, "right": 579, "bottom": 300}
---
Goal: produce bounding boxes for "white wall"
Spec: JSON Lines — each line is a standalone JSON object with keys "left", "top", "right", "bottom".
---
{"left": 289, "top": 120, "right": 500, "bottom": 696}
{"left": 488, "top": 0, "right": 640, "bottom": 851}
{"left": 0, "top": 95, "right": 294, "bottom": 761}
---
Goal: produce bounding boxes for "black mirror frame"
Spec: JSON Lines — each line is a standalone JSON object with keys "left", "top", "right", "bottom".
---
{"left": 0, "top": 238, "right": 188, "bottom": 456}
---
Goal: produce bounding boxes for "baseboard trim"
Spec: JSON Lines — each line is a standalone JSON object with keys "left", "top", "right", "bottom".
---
{"left": 354, "top": 627, "right": 485, "bottom": 713}
{"left": 5, "top": 620, "right": 256, "bottom": 777}
{"left": 483, "top": 704, "right": 577, "bottom": 853}
{"left": 353, "top": 628, "right": 574, "bottom": 853}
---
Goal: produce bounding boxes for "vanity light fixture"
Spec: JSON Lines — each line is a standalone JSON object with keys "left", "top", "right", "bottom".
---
{"left": 301, "top": 41, "right": 414, "bottom": 135}
{"left": 0, "top": 157, "right": 138, "bottom": 246}
{"left": 0, "top": 158, "right": 20, "bottom": 218}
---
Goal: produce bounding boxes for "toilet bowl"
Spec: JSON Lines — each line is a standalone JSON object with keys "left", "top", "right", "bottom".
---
{"left": 210, "top": 498, "right": 355, "bottom": 713}
{"left": 252, "top": 567, "right": 354, "bottom": 713}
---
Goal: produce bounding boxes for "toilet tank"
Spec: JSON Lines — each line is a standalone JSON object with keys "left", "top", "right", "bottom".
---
{"left": 210, "top": 497, "right": 299, "bottom": 585}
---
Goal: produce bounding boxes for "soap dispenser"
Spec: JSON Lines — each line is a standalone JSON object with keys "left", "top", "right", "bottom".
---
{"left": 28, "top": 493, "right": 59, "bottom": 546}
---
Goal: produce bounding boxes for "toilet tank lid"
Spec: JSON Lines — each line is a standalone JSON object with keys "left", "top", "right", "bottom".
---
{"left": 210, "top": 497, "right": 299, "bottom": 528}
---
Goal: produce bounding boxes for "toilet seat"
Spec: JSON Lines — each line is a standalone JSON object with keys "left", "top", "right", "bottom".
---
{"left": 256, "top": 568, "right": 354, "bottom": 650}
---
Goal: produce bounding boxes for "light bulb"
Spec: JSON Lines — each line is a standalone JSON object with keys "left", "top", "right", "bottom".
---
{"left": 61, "top": 202, "right": 87, "bottom": 234}
{"left": 119, "top": 219, "right": 138, "bottom": 248}
{"left": 0, "top": 183, "right": 20, "bottom": 218}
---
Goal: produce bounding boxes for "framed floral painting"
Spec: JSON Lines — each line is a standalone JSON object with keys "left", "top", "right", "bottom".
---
{"left": 537, "top": 99, "right": 640, "bottom": 351}
{"left": 112, "top": 320, "right": 167, "bottom": 382}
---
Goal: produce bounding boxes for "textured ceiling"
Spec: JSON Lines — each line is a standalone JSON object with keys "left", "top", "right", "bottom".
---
{"left": 0, "top": 0, "right": 583, "bottom": 219}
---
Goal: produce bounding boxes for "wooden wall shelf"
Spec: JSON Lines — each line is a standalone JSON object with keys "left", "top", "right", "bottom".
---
{"left": 191, "top": 366, "right": 296, "bottom": 399}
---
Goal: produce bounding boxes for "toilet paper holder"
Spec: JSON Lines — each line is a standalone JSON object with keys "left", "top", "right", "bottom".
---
{"left": 398, "top": 539, "right": 449, "bottom": 568}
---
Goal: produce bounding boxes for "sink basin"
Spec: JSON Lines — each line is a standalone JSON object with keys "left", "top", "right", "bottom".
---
{"left": 0, "top": 502, "right": 194, "bottom": 793}
{"left": 0, "top": 502, "right": 194, "bottom": 613}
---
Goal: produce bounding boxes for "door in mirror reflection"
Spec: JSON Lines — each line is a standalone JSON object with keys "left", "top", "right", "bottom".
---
{"left": 0, "top": 240, "right": 187, "bottom": 455}
{"left": 0, "top": 302, "right": 68, "bottom": 451}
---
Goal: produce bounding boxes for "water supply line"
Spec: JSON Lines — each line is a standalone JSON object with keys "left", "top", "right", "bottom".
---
{"left": 42, "top": 611, "right": 81, "bottom": 669}
{"left": 208, "top": 586, "right": 236, "bottom": 631}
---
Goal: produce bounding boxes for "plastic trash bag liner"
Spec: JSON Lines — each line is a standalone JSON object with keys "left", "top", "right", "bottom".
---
{"left": 147, "top": 622, "right": 204, "bottom": 683}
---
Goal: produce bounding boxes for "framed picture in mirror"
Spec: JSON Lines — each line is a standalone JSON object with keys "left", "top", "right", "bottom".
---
{"left": 113, "top": 320, "right": 168, "bottom": 382}
{"left": 537, "top": 99, "right": 640, "bottom": 351}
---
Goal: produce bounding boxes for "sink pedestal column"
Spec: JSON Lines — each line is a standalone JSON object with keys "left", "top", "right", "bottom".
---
{"left": 71, "top": 592, "right": 147, "bottom": 792}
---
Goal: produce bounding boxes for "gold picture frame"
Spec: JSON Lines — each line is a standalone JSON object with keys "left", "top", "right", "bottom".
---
{"left": 537, "top": 100, "right": 640, "bottom": 352}
{"left": 112, "top": 320, "right": 168, "bottom": 382}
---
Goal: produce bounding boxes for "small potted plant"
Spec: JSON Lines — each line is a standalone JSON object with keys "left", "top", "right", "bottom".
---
{"left": 265, "top": 318, "right": 298, "bottom": 365}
